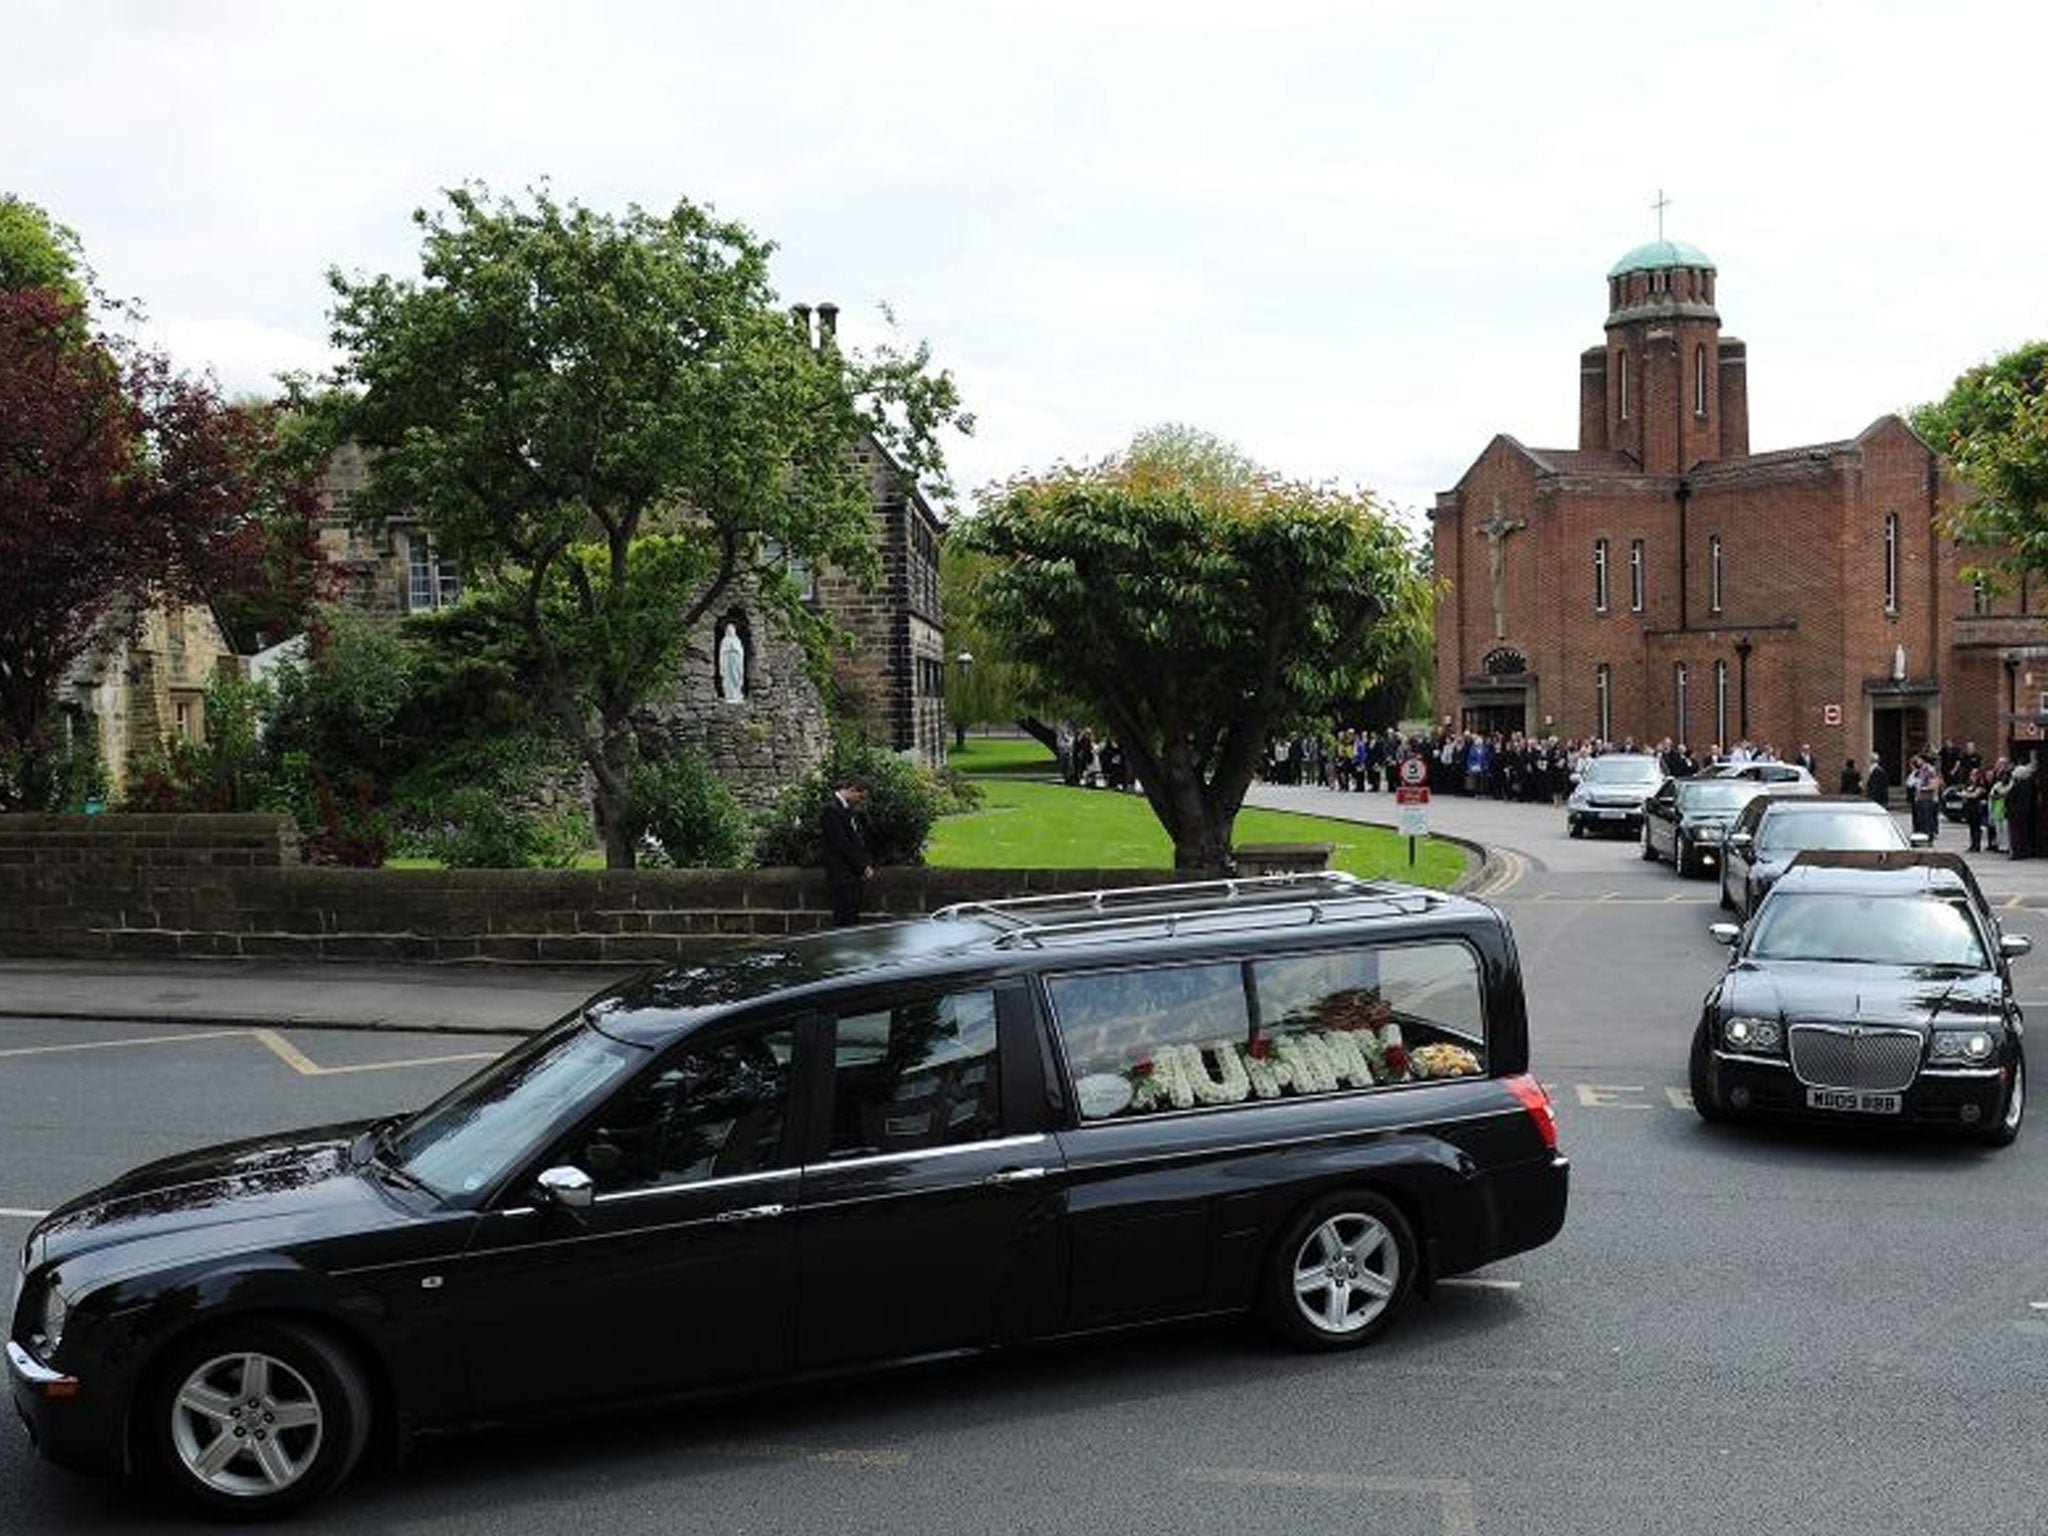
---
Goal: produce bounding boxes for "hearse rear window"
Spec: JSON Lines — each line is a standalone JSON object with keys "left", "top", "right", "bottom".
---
{"left": 1049, "top": 942, "right": 1487, "bottom": 1121}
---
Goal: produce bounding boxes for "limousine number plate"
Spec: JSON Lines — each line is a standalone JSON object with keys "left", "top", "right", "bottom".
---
{"left": 1806, "top": 1088, "right": 1902, "bottom": 1115}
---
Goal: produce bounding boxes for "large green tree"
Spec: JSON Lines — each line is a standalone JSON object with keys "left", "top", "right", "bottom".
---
{"left": 1912, "top": 340, "right": 2048, "bottom": 581}
{"left": 323, "top": 186, "right": 967, "bottom": 866}
{"left": 960, "top": 426, "right": 1429, "bottom": 869}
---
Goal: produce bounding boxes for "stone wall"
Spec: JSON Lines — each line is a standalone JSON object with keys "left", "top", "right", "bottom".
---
{"left": 0, "top": 815, "right": 1193, "bottom": 964}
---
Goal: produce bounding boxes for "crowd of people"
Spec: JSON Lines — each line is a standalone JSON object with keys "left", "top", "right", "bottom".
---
{"left": 1258, "top": 725, "right": 2048, "bottom": 859}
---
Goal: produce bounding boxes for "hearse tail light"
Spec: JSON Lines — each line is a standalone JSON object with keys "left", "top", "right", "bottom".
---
{"left": 1505, "top": 1074, "right": 1559, "bottom": 1151}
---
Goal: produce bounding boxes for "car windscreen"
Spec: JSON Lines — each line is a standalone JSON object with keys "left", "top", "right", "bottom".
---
{"left": 1747, "top": 893, "right": 1988, "bottom": 968}
{"left": 1677, "top": 781, "right": 1759, "bottom": 811}
{"left": 1758, "top": 812, "right": 1906, "bottom": 855}
{"left": 1584, "top": 758, "right": 1661, "bottom": 787}
{"left": 385, "top": 1021, "right": 649, "bottom": 1201}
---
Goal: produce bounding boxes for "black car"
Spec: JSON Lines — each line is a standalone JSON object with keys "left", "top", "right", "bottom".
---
{"left": 1641, "top": 776, "right": 1774, "bottom": 877}
{"left": 10, "top": 874, "right": 1569, "bottom": 1516}
{"left": 1690, "top": 851, "right": 2029, "bottom": 1143}
{"left": 1718, "top": 795, "right": 1920, "bottom": 918}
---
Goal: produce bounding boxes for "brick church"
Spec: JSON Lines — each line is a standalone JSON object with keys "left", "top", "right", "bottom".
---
{"left": 1432, "top": 237, "right": 2048, "bottom": 779}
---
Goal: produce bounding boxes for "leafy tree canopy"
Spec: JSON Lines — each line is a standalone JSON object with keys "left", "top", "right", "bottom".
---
{"left": 959, "top": 425, "right": 1429, "bottom": 868}
{"left": 321, "top": 185, "right": 968, "bottom": 866}
{"left": 0, "top": 194, "right": 85, "bottom": 302}
{"left": 1911, "top": 340, "right": 2048, "bottom": 581}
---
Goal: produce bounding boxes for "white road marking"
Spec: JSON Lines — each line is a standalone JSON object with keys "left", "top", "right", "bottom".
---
{"left": 0, "top": 1208, "right": 49, "bottom": 1220}
{"left": 1439, "top": 1276, "right": 1523, "bottom": 1292}
{"left": 0, "top": 1028, "right": 250, "bottom": 1059}
{"left": 1182, "top": 1467, "right": 1477, "bottom": 1536}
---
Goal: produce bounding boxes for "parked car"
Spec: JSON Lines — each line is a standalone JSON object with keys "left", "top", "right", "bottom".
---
{"left": 1697, "top": 760, "right": 1820, "bottom": 789}
{"left": 1565, "top": 753, "right": 1666, "bottom": 838}
{"left": 1690, "top": 850, "right": 2029, "bottom": 1144}
{"left": 1719, "top": 795, "right": 1922, "bottom": 918}
{"left": 1641, "top": 776, "right": 1775, "bottom": 877}
{"left": 9, "top": 873, "right": 1569, "bottom": 1517}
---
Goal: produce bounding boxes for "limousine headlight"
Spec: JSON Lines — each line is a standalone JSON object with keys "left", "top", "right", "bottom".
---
{"left": 1929, "top": 1029, "right": 1997, "bottom": 1064}
{"left": 1722, "top": 1016, "right": 1782, "bottom": 1052}
{"left": 35, "top": 1274, "right": 68, "bottom": 1356}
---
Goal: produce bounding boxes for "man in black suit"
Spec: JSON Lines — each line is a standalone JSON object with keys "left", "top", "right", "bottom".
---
{"left": 822, "top": 776, "right": 874, "bottom": 926}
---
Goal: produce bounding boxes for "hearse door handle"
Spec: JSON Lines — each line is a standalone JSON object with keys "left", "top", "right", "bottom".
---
{"left": 715, "top": 1202, "right": 786, "bottom": 1222}
{"left": 985, "top": 1166, "right": 1048, "bottom": 1186}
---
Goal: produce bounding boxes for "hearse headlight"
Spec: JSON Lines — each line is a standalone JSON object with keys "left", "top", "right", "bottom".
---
{"left": 1722, "top": 1016, "right": 1782, "bottom": 1052}
{"left": 1930, "top": 1029, "right": 1997, "bottom": 1064}
{"left": 36, "top": 1275, "right": 69, "bottom": 1355}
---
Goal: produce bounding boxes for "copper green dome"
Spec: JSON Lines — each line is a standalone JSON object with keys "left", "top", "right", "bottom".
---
{"left": 1607, "top": 239, "right": 1714, "bottom": 278}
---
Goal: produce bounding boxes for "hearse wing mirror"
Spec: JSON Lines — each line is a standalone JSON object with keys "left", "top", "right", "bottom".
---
{"left": 1726, "top": 832, "right": 1753, "bottom": 852}
{"left": 535, "top": 1165, "right": 596, "bottom": 1210}
{"left": 1708, "top": 922, "right": 1742, "bottom": 947}
{"left": 2001, "top": 932, "right": 2033, "bottom": 960}
{"left": 1909, "top": 832, "right": 1931, "bottom": 848}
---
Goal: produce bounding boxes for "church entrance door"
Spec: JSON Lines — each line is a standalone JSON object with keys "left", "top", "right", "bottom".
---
{"left": 1463, "top": 702, "right": 1526, "bottom": 738}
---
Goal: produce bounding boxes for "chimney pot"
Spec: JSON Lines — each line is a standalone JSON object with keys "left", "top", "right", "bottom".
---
{"left": 816, "top": 301, "right": 839, "bottom": 342}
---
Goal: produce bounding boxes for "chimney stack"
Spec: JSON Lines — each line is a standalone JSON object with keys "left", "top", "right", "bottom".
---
{"left": 816, "top": 301, "right": 838, "bottom": 344}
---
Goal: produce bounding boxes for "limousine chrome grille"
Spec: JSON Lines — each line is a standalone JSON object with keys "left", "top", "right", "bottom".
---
{"left": 1787, "top": 1024, "right": 1921, "bottom": 1093}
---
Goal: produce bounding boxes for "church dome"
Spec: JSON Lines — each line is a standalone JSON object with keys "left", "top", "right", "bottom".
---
{"left": 1607, "top": 239, "right": 1714, "bottom": 278}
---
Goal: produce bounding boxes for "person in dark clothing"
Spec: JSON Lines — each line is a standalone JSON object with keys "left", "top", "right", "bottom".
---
{"left": 821, "top": 776, "right": 874, "bottom": 926}
{"left": 1865, "top": 755, "right": 1889, "bottom": 808}
{"left": 1839, "top": 758, "right": 1862, "bottom": 796}
{"left": 2009, "top": 761, "right": 2036, "bottom": 860}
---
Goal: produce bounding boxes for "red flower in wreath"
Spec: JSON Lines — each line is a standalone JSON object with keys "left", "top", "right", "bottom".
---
{"left": 1247, "top": 1034, "right": 1271, "bottom": 1060}
{"left": 1132, "top": 1057, "right": 1154, "bottom": 1078}
{"left": 1384, "top": 1043, "right": 1410, "bottom": 1076}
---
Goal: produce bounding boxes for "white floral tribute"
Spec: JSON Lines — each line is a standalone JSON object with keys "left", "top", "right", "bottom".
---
{"left": 1123, "top": 1020, "right": 1481, "bottom": 1116}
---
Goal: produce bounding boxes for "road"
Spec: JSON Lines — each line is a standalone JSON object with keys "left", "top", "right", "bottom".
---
{"left": 7, "top": 798, "right": 2048, "bottom": 1533}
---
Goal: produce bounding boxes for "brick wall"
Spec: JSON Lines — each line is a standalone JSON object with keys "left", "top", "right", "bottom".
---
{"left": 0, "top": 815, "right": 1197, "bottom": 964}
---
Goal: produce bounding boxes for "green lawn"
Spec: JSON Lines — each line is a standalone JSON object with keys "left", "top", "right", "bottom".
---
{"left": 947, "top": 734, "right": 1062, "bottom": 775}
{"left": 929, "top": 777, "right": 1468, "bottom": 887}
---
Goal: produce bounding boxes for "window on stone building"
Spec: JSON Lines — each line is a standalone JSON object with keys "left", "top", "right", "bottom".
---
{"left": 407, "top": 535, "right": 460, "bottom": 613}
{"left": 1708, "top": 535, "right": 1724, "bottom": 615}
{"left": 1714, "top": 661, "right": 1729, "bottom": 747}
{"left": 1618, "top": 352, "right": 1630, "bottom": 421}
{"left": 1694, "top": 345, "right": 1708, "bottom": 418}
{"left": 1594, "top": 538, "right": 1610, "bottom": 612}
{"left": 1674, "top": 663, "right": 1688, "bottom": 740}
{"left": 1883, "top": 514, "right": 1899, "bottom": 614}
{"left": 761, "top": 537, "right": 817, "bottom": 601}
{"left": 1630, "top": 539, "right": 1645, "bottom": 613}
{"left": 1596, "top": 663, "right": 1612, "bottom": 741}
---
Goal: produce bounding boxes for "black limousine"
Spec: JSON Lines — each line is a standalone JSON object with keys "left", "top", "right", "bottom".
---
{"left": 11, "top": 873, "right": 1569, "bottom": 1516}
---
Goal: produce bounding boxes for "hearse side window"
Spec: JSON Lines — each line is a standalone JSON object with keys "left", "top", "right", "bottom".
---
{"left": 1048, "top": 962, "right": 1250, "bottom": 1084}
{"left": 574, "top": 1027, "right": 795, "bottom": 1194}
{"left": 1051, "top": 946, "right": 1485, "bottom": 1123}
{"left": 830, "top": 988, "right": 1002, "bottom": 1156}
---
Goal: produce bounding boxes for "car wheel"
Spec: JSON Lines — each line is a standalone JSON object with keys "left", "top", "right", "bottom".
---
{"left": 1568, "top": 820, "right": 1583, "bottom": 839}
{"left": 148, "top": 1320, "right": 371, "bottom": 1518}
{"left": 1262, "top": 1190, "right": 1416, "bottom": 1350}
{"left": 1977, "top": 1054, "right": 2025, "bottom": 1148}
{"left": 1689, "top": 1026, "right": 1730, "bottom": 1123}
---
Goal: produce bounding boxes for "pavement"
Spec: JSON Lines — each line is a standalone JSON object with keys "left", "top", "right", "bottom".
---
{"left": 9, "top": 786, "right": 2048, "bottom": 1035}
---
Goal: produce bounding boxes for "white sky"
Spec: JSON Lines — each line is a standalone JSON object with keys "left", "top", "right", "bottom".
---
{"left": 10, "top": 0, "right": 2046, "bottom": 529}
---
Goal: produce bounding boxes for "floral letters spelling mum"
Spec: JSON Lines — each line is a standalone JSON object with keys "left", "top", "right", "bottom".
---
{"left": 1126, "top": 1028, "right": 1479, "bottom": 1114}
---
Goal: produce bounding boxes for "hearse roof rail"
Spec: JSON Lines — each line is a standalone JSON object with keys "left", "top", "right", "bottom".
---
{"left": 932, "top": 872, "right": 1450, "bottom": 950}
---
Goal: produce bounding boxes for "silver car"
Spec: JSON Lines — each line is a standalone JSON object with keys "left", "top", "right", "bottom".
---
{"left": 1565, "top": 754, "right": 1666, "bottom": 839}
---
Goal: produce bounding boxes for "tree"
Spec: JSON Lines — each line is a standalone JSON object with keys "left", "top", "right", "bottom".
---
{"left": 323, "top": 186, "right": 967, "bottom": 867}
{"left": 960, "top": 426, "right": 1429, "bottom": 869}
{"left": 0, "top": 195, "right": 85, "bottom": 303}
{"left": 0, "top": 283, "right": 322, "bottom": 808}
{"left": 1911, "top": 341, "right": 2048, "bottom": 583}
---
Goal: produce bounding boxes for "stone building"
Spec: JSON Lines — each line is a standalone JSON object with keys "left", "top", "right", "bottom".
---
{"left": 1432, "top": 237, "right": 2048, "bottom": 778}
{"left": 59, "top": 601, "right": 240, "bottom": 796}
{"left": 317, "top": 352, "right": 950, "bottom": 804}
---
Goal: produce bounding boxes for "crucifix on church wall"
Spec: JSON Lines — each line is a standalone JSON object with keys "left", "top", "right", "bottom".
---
{"left": 1477, "top": 493, "right": 1525, "bottom": 641}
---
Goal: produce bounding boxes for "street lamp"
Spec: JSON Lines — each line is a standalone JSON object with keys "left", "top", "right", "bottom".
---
{"left": 1734, "top": 634, "right": 1752, "bottom": 742}
{"left": 952, "top": 651, "right": 974, "bottom": 750}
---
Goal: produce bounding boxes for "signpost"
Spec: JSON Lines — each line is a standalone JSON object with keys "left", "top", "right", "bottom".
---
{"left": 1395, "top": 757, "right": 1430, "bottom": 864}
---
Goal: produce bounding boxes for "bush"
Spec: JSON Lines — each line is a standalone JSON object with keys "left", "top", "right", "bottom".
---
{"left": 629, "top": 749, "right": 751, "bottom": 869}
{"left": 398, "top": 788, "right": 594, "bottom": 869}
{"left": 754, "top": 736, "right": 943, "bottom": 868}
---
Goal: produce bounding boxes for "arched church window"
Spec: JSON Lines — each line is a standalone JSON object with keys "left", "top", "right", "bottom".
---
{"left": 1482, "top": 647, "right": 1529, "bottom": 676}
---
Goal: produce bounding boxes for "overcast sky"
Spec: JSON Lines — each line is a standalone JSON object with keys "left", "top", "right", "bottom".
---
{"left": 11, "top": 0, "right": 2045, "bottom": 527}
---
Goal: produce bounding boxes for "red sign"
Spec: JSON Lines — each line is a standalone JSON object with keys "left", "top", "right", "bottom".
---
{"left": 1822, "top": 703, "right": 1842, "bottom": 727}
{"left": 1395, "top": 785, "right": 1431, "bottom": 806}
{"left": 1398, "top": 757, "right": 1428, "bottom": 787}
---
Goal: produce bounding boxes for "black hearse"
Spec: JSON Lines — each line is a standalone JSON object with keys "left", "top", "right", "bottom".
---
{"left": 11, "top": 873, "right": 1569, "bottom": 1516}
